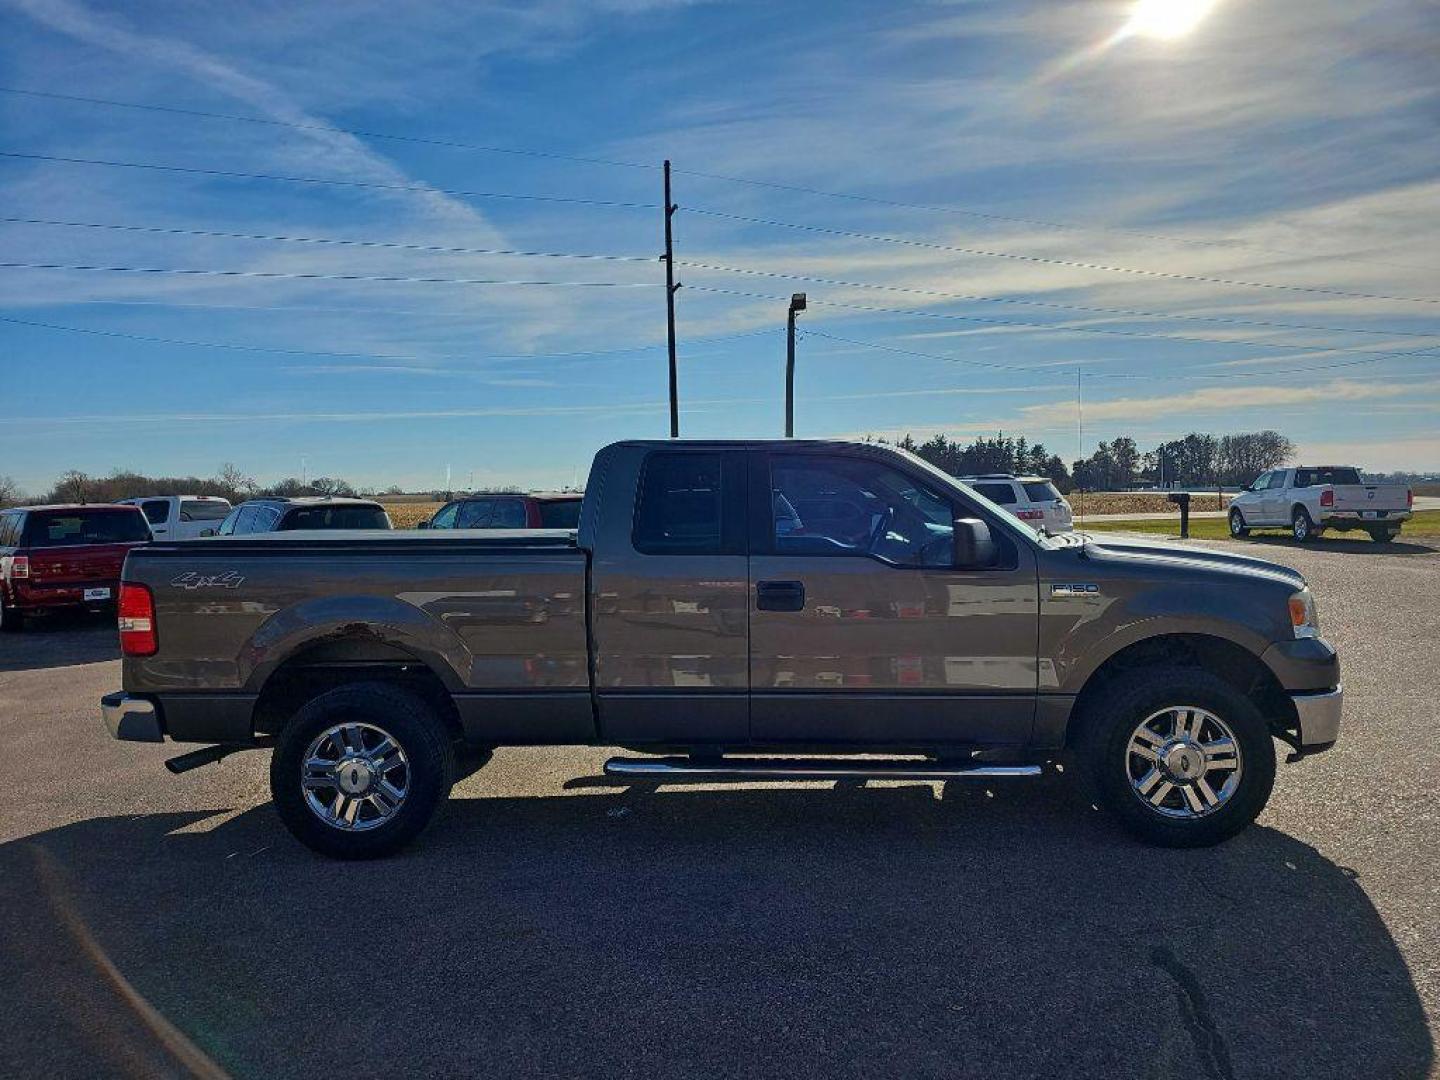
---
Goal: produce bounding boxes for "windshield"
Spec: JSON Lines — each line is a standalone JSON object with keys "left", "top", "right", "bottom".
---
{"left": 279, "top": 505, "right": 391, "bottom": 530}
{"left": 891, "top": 448, "right": 1058, "bottom": 547}
{"left": 538, "top": 499, "right": 582, "bottom": 529}
{"left": 24, "top": 509, "right": 151, "bottom": 547}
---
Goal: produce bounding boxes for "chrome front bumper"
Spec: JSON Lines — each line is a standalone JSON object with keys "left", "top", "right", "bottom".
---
{"left": 101, "top": 692, "right": 163, "bottom": 743}
{"left": 1291, "top": 685, "right": 1343, "bottom": 749}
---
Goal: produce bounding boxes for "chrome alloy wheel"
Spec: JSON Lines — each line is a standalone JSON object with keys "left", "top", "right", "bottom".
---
{"left": 1126, "top": 706, "right": 1242, "bottom": 819}
{"left": 301, "top": 722, "right": 410, "bottom": 831}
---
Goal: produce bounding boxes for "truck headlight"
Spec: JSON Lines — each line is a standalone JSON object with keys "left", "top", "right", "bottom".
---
{"left": 1288, "top": 588, "right": 1319, "bottom": 639}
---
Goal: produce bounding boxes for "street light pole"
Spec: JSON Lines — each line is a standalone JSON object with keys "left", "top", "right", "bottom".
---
{"left": 785, "top": 292, "right": 807, "bottom": 437}
{"left": 662, "top": 160, "right": 680, "bottom": 438}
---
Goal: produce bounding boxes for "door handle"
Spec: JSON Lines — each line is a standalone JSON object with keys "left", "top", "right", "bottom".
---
{"left": 756, "top": 579, "right": 805, "bottom": 612}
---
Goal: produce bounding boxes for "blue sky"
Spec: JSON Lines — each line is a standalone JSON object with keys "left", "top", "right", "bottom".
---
{"left": 2, "top": 0, "right": 1438, "bottom": 495}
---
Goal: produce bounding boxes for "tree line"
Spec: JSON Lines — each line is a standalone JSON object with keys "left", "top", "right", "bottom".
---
{"left": 877, "top": 429, "right": 1296, "bottom": 492}
{"left": 21, "top": 465, "right": 403, "bottom": 507}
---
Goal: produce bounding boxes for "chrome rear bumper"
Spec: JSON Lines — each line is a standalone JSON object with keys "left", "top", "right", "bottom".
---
{"left": 101, "top": 692, "right": 163, "bottom": 743}
{"left": 1291, "top": 685, "right": 1342, "bottom": 750}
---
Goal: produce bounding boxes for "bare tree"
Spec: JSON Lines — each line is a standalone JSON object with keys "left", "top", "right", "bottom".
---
{"left": 54, "top": 470, "right": 91, "bottom": 503}
{"left": 0, "top": 474, "right": 21, "bottom": 508}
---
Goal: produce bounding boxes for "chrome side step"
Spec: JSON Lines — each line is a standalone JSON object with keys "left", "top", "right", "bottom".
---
{"left": 603, "top": 756, "right": 1042, "bottom": 781}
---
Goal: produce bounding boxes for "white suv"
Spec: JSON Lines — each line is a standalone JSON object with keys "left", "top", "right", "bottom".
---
{"left": 960, "top": 474, "right": 1074, "bottom": 534}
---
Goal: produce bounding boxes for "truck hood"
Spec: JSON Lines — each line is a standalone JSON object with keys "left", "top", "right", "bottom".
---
{"left": 1078, "top": 534, "right": 1306, "bottom": 588}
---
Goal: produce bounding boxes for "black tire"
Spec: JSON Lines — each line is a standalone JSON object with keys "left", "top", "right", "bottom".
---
{"left": 0, "top": 600, "right": 22, "bottom": 633}
{"left": 1291, "top": 507, "right": 1316, "bottom": 542}
{"left": 270, "top": 681, "right": 455, "bottom": 859}
{"left": 1227, "top": 509, "right": 1249, "bottom": 538}
{"left": 1077, "top": 666, "right": 1276, "bottom": 848}
{"left": 1368, "top": 528, "right": 1398, "bottom": 543}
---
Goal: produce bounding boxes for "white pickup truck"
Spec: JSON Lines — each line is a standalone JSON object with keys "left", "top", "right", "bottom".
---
{"left": 1228, "top": 467, "right": 1412, "bottom": 543}
{"left": 118, "top": 495, "right": 233, "bottom": 541}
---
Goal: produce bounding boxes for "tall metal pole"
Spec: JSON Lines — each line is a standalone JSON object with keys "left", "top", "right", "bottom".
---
{"left": 663, "top": 160, "right": 679, "bottom": 438}
{"left": 785, "top": 292, "right": 806, "bottom": 438}
{"left": 785, "top": 307, "right": 797, "bottom": 438}
{"left": 1076, "top": 366, "right": 1085, "bottom": 521}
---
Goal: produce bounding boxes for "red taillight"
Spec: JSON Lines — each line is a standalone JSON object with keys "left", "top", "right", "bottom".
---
{"left": 1016, "top": 509, "right": 1045, "bottom": 521}
{"left": 9, "top": 555, "right": 28, "bottom": 579}
{"left": 118, "top": 582, "right": 157, "bottom": 656}
{"left": 1320, "top": 489, "right": 1334, "bottom": 508}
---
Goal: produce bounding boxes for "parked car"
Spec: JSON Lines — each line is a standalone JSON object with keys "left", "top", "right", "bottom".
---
{"left": 960, "top": 474, "right": 1073, "bottom": 533}
{"left": 1228, "top": 467, "right": 1412, "bottom": 542}
{"left": 102, "top": 439, "right": 1340, "bottom": 858}
{"left": 213, "top": 497, "right": 392, "bottom": 536}
{"left": 118, "top": 495, "right": 232, "bottom": 540}
{"left": 1, "top": 504, "right": 151, "bottom": 631}
{"left": 421, "top": 492, "right": 583, "bottom": 531}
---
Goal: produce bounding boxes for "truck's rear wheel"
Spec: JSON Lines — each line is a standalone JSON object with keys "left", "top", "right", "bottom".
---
{"left": 1227, "top": 509, "right": 1249, "bottom": 538}
{"left": 270, "top": 681, "right": 454, "bottom": 859}
{"left": 1078, "top": 667, "right": 1275, "bottom": 847}
{"left": 1291, "top": 507, "right": 1317, "bottom": 542}
{"left": 0, "top": 600, "right": 22, "bottom": 633}
{"left": 1368, "top": 527, "right": 1398, "bottom": 543}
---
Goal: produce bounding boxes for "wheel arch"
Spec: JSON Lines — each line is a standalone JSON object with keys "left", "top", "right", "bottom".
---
{"left": 1065, "top": 632, "right": 1297, "bottom": 749}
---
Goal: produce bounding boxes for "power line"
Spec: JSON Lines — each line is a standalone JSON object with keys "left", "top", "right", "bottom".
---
{"left": 802, "top": 327, "right": 1440, "bottom": 381}
{"left": 681, "top": 283, "right": 1440, "bottom": 354}
{"left": 0, "top": 261, "right": 658, "bottom": 288}
{"left": 4, "top": 85, "right": 1426, "bottom": 275}
{"left": 681, "top": 207, "right": 1440, "bottom": 306}
{"left": 0, "top": 314, "right": 777, "bottom": 362}
{"left": 675, "top": 257, "right": 1440, "bottom": 342}
{"left": 0, "top": 86, "right": 655, "bottom": 172}
{"left": 0, "top": 150, "right": 659, "bottom": 210}
{"left": 673, "top": 169, "right": 1439, "bottom": 276}
{"left": 0, "top": 216, "right": 655, "bottom": 263}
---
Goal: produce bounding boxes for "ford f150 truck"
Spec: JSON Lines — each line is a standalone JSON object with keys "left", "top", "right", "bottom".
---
{"left": 101, "top": 440, "right": 1342, "bottom": 858}
{"left": 1228, "top": 466, "right": 1412, "bottom": 542}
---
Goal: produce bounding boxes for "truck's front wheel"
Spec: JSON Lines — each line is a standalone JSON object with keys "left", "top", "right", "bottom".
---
{"left": 1078, "top": 667, "right": 1276, "bottom": 847}
{"left": 270, "top": 682, "right": 455, "bottom": 859}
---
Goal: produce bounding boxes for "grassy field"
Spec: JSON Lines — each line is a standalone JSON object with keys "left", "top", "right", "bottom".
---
{"left": 382, "top": 502, "right": 442, "bottom": 528}
{"left": 1082, "top": 508, "right": 1440, "bottom": 540}
{"left": 1070, "top": 491, "right": 1231, "bottom": 515}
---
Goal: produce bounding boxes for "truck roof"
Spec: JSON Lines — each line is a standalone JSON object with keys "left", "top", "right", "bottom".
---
{"left": 6, "top": 503, "right": 142, "bottom": 514}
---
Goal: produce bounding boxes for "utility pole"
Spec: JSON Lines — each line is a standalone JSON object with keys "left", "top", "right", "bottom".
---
{"left": 785, "top": 292, "right": 807, "bottom": 437}
{"left": 1076, "top": 367, "right": 1085, "bottom": 521}
{"left": 662, "top": 160, "right": 680, "bottom": 438}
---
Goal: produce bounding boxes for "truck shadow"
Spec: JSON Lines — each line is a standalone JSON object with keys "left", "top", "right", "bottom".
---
{"left": 2, "top": 779, "right": 1431, "bottom": 1080}
{"left": 1238, "top": 534, "right": 1435, "bottom": 556}
{"left": 0, "top": 612, "right": 119, "bottom": 672}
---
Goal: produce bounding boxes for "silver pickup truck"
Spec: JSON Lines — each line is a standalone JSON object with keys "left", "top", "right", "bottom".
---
{"left": 1228, "top": 466, "right": 1412, "bottom": 542}
{"left": 102, "top": 439, "right": 1342, "bottom": 858}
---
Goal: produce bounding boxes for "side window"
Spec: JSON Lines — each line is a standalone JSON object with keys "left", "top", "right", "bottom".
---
{"left": 141, "top": 499, "right": 171, "bottom": 524}
{"left": 1294, "top": 470, "right": 1313, "bottom": 488}
{"left": 491, "top": 499, "right": 527, "bottom": 529}
{"left": 232, "top": 506, "right": 265, "bottom": 534}
{"left": 429, "top": 502, "right": 461, "bottom": 529}
{"left": 217, "top": 508, "right": 242, "bottom": 536}
{"left": 0, "top": 513, "right": 15, "bottom": 547}
{"left": 767, "top": 454, "right": 959, "bottom": 568}
{"left": 457, "top": 499, "right": 494, "bottom": 529}
{"left": 1266, "top": 471, "right": 1289, "bottom": 490}
{"left": 633, "top": 451, "right": 725, "bottom": 554}
{"left": 254, "top": 508, "right": 281, "bottom": 532}
{"left": 971, "top": 482, "right": 1018, "bottom": 506}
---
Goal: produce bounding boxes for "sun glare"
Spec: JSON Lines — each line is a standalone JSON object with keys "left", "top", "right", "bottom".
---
{"left": 1122, "top": 0, "right": 1220, "bottom": 40}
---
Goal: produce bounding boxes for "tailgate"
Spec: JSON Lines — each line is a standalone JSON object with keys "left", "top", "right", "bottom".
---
{"left": 30, "top": 542, "right": 142, "bottom": 585}
{"left": 1329, "top": 485, "right": 1410, "bottom": 513}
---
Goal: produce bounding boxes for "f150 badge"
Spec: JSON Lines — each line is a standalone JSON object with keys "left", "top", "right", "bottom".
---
{"left": 170, "top": 570, "right": 245, "bottom": 590}
{"left": 1051, "top": 583, "right": 1100, "bottom": 598}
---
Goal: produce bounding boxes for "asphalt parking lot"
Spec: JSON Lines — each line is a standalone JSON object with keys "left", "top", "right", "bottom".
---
{"left": 2, "top": 535, "right": 1436, "bottom": 1079}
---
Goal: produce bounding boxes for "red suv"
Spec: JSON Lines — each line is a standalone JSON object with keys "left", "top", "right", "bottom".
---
{"left": 0, "top": 504, "right": 152, "bottom": 631}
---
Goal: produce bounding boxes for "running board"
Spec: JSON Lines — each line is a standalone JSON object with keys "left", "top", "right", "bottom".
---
{"left": 603, "top": 756, "right": 1042, "bottom": 781}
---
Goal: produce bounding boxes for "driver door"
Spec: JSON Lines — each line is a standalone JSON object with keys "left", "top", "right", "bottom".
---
{"left": 747, "top": 448, "right": 1039, "bottom": 748}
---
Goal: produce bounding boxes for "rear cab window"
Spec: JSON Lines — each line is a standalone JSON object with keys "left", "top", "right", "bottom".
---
{"left": 181, "top": 499, "right": 231, "bottom": 522}
{"left": 24, "top": 509, "right": 151, "bottom": 546}
{"left": 1021, "top": 481, "right": 1062, "bottom": 502}
{"left": 633, "top": 450, "right": 744, "bottom": 554}
{"left": 140, "top": 499, "right": 171, "bottom": 524}
{"left": 971, "top": 482, "right": 1018, "bottom": 505}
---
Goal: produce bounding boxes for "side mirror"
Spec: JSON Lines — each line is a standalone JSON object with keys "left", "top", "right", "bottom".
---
{"left": 416, "top": 520, "right": 430, "bottom": 529}
{"left": 199, "top": 528, "right": 217, "bottom": 537}
{"left": 952, "top": 517, "right": 996, "bottom": 569}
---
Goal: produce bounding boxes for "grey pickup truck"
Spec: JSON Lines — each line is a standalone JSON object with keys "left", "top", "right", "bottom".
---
{"left": 102, "top": 439, "right": 1342, "bottom": 858}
